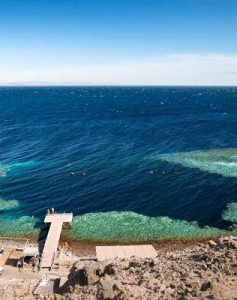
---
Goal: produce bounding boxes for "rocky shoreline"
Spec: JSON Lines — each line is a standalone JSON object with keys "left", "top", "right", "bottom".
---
{"left": 60, "top": 236, "right": 237, "bottom": 299}
{"left": 0, "top": 236, "right": 236, "bottom": 299}
{"left": 56, "top": 236, "right": 237, "bottom": 300}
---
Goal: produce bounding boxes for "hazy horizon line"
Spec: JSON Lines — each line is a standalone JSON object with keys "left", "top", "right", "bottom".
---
{"left": 0, "top": 83, "right": 236, "bottom": 88}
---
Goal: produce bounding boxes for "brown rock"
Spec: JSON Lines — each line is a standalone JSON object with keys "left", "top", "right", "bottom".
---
{"left": 97, "top": 277, "right": 115, "bottom": 300}
{"left": 54, "top": 294, "right": 64, "bottom": 300}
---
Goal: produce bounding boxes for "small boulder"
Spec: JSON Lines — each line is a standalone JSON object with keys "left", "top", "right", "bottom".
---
{"left": 208, "top": 240, "right": 217, "bottom": 247}
{"left": 97, "top": 277, "right": 115, "bottom": 300}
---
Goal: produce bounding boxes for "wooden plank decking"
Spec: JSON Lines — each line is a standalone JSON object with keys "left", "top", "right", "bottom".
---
{"left": 96, "top": 245, "right": 157, "bottom": 261}
{"left": 41, "top": 213, "right": 73, "bottom": 269}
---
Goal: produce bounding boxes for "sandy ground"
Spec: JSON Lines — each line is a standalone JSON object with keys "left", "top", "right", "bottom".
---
{"left": 58, "top": 235, "right": 217, "bottom": 256}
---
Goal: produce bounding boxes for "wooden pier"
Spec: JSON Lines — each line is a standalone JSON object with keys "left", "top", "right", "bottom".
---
{"left": 41, "top": 212, "right": 73, "bottom": 269}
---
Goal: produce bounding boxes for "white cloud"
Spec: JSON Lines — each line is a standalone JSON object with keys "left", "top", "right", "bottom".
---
{"left": 0, "top": 54, "right": 237, "bottom": 85}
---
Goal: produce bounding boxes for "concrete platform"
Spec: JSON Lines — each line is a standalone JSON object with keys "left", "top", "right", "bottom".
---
{"left": 44, "top": 213, "right": 73, "bottom": 223}
{"left": 41, "top": 213, "right": 73, "bottom": 269}
{"left": 96, "top": 245, "right": 157, "bottom": 261}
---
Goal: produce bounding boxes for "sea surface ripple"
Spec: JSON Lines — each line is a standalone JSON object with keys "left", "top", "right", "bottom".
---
{"left": 0, "top": 86, "right": 237, "bottom": 241}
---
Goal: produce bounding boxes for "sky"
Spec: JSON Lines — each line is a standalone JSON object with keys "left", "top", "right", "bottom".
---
{"left": 0, "top": 0, "right": 237, "bottom": 85}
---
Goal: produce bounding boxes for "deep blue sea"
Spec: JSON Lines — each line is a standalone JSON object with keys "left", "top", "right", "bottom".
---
{"left": 0, "top": 86, "right": 237, "bottom": 241}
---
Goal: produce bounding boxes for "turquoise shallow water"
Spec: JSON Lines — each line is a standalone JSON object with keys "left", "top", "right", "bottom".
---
{"left": 0, "top": 198, "right": 19, "bottom": 211}
{"left": 0, "top": 216, "right": 39, "bottom": 236}
{"left": 0, "top": 87, "right": 237, "bottom": 241}
{"left": 0, "top": 205, "right": 234, "bottom": 241}
{"left": 154, "top": 148, "right": 237, "bottom": 178}
{"left": 68, "top": 211, "right": 230, "bottom": 242}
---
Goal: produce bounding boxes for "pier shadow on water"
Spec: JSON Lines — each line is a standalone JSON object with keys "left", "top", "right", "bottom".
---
{"left": 35, "top": 221, "right": 49, "bottom": 254}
